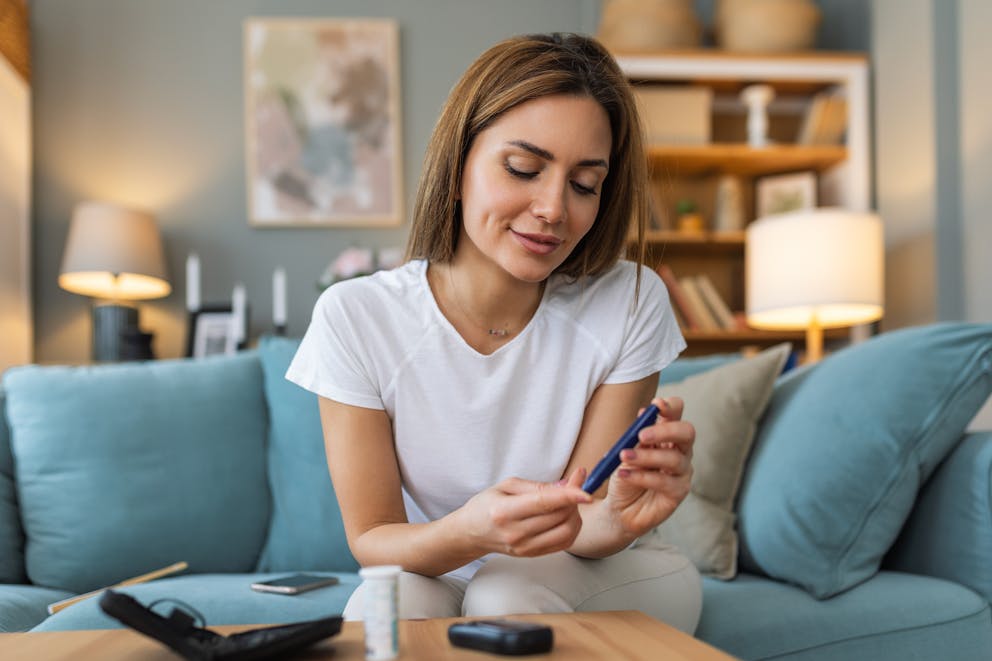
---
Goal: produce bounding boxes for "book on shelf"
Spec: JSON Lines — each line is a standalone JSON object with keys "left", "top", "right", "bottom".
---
{"left": 678, "top": 276, "right": 721, "bottom": 332}
{"left": 797, "top": 91, "right": 848, "bottom": 146}
{"left": 655, "top": 264, "right": 700, "bottom": 331}
{"left": 694, "top": 274, "right": 738, "bottom": 330}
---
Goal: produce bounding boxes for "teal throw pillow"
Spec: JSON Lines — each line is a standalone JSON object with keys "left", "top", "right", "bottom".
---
{"left": 0, "top": 389, "right": 27, "bottom": 584}
{"left": 737, "top": 323, "right": 992, "bottom": 598}
{"left": 3, "top": 354, "right": 271, "bottom": 593}
{"left": 256, "top": 336, "right": 359, "bottom": 573}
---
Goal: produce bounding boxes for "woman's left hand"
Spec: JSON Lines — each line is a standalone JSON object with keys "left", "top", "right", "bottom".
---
{"left": 604, "top": 396, "right": 694, "bottom": 536}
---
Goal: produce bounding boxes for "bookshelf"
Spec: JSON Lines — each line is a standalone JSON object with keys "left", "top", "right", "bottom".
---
{"left": 619, "top": 50, "right": 871, "bottom": 356}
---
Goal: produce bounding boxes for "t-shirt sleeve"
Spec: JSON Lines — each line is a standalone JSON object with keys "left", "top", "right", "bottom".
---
{"left": 603, "top": 265, "right": 686, "bottom": 385}
{"left": 285, "top": 283, "right": 385, "bottom": 410}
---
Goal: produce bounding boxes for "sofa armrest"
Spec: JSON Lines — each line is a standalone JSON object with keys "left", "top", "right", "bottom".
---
{"left": 885, "top": 431, "right": 992, "bottom": 603}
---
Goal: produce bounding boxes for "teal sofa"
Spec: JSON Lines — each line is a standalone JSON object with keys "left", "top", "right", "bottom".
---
{"left": 1, "top": 323, "right": 990, "bottom": 660}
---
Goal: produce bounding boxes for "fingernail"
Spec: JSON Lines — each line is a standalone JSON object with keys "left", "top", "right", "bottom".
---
{"left": 618, "top": 469, "right": 631, "bottom": 478}
{"left": 621, "top": 449, "right": 636, "bottom": 461}
{"left": 555, "top": 479, "right": 567, "bottom": 487}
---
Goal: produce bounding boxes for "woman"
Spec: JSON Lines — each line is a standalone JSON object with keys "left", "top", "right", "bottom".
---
{"left": 287, "top": 32, "right": 701, "bottom": 632}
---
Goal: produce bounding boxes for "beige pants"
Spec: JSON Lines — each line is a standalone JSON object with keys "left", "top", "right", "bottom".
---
{"left": 343, "top": 544, "right": 702, "bottom": 634}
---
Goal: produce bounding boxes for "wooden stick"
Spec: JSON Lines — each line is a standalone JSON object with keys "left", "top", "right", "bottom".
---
{"left": 47, "top": 561, "right": 189, "bottom": 615}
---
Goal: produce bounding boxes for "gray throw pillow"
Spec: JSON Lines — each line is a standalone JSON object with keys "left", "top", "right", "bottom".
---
{"left": 639, "top": 343, "right": 791, "bottom": 579}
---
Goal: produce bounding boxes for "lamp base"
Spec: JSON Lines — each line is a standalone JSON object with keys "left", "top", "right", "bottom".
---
{"left": 805, "top": 317, "right": 824, "bottom": 364}
{"left": 92, "top": 304, "right": 153, "bottom": 362}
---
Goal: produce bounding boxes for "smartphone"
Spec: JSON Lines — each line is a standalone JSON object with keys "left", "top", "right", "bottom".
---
{"left": 250, "top": 573, "right": 340, "bottom": 595}
{"left": 448, "top": 619, "right": 553, "bottom": 655}
{"left": 581, "top": 404, "right": 660, "bottom": 494}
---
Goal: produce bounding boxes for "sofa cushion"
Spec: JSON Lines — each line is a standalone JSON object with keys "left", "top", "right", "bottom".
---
{"left": 696, "top": 572, "right": 992, "bottom": 661}
{"left": 0, "top": 584, "right": 74, "bottom": 633}
{"left": 3, "top": 354, "right": 272, "bottom": 594}
{"left": 256, "top": 337, "right": 359, "bottom": 573}
{"left": 0, "top": 387, "right": 27, "bottom": 584}
{"left": 642, "top": 343, "right": 791, "bottom": 579}
{"left": 886, "top": 431, "right": 992, "bottom": 604}
{"left": 737, "top": 323, "right": 992, "bottom": 598}
{"left": 32, "top": 572, "right": 361, "bottom": 631}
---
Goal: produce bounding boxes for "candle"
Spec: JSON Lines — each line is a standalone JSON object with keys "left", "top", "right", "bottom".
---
{"left": 186, "top": 254, "right": 201, "bottom": 312}
{"left": 231, "top": 283, "right": 246, "bottom": 345}
{"left": 273, "top": 268, "right": 287, "bottom": 328}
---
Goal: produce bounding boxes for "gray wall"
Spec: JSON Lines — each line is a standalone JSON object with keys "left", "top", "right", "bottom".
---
{"left": 27, "top": 0, "right": 877, "bottom": 363}
{"left": 873, "top": 0, "right": 991, "bottom": 428}
{"left": 873, "top": 0, "right": 992, "bottom": 327}
{"left": 30, "top": 0, "right": 598, "bottom": 362}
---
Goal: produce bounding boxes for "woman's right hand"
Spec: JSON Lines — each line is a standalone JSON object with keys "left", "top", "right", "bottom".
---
{"left": 458, "top": 468, "right": 591, "bottom": 557}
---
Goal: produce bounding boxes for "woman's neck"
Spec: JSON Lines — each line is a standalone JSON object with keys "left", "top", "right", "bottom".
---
{"left": 428, "top": 258, "right": 545, "bottom": 345}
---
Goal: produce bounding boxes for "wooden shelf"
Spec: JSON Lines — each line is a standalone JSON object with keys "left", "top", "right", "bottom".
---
{"left": 644, "top": 230, "right": 745, "bottom": 246}
{"left": 618, "top": 50, "right": 868, "bottom": 98}
{"left": 680, "top": 327, "right": 849, "bottom": 356}
{"left": 647, "top": 144, "right": 847, "bottom": 177}
{"left": 621, "top": 51, "right": 870, "bottom": 357}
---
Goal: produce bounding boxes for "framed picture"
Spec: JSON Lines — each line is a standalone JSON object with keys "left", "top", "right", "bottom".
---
{"left": 244, "top": 18, "right": 403, "bottom": 227}
{"left": 754, "top": 171, "right": 818, "bottom": 218}
{"left": 187, "top": 306, "right": 241, "bottom": 359}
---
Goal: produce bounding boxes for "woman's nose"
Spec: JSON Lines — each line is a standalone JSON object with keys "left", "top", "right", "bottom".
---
{"left": 531, "top": 180, "right": 567, "bottom": 224}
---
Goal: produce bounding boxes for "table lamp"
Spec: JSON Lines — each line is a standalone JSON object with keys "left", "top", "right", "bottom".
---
{"left": 746, "top": 208, "right": 884, "bottom": 363}
{"left": 59, "top": 201, "right": 171, "bottom": 362}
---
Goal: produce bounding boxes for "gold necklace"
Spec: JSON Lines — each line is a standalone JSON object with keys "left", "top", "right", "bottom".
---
{"left": 444, "top": 267, "right": 544, "bottom": 338}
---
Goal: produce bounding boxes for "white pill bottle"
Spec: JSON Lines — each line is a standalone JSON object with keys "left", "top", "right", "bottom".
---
{"left": 359, "top": 565, "right": 402, "bottom": 660}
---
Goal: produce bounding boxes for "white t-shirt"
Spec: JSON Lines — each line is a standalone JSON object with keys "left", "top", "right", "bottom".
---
{"left": 287, "top": 258, "right": 685, "bottom": 579}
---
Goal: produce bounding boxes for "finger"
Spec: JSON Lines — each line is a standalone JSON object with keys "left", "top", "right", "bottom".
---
{"left": 620, "top": 446, "right": 692, "bottom": 474}
{"left": 503, "top": 512, "right": 583, "bottom": 557}
{"left": 500, "top": 507, "right": 574, "bottom": 541}
{"left": 652, "top": 396, "right": 684, "bottom": 421}
{"left": 564, "top": 466, "right": 586, "bottom": 490}
{"left": 637, "top": 420, "right": 695, "bottom": 454}
{"left": 617, "top": 468, "right": 692, "bottom": 501}
{"left": 490, "top": 507, "right": 575, "bottom": 553}
{"left": 497, "top": 481, "right": 591, "bottom": 518}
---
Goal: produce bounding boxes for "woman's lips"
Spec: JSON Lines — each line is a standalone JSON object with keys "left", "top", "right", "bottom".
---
{"left": 511, "top": 230, "right": 563, "bottom": 255}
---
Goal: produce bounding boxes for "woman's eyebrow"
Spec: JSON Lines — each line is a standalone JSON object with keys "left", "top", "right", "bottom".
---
{"left": 507, "top": 140, "right": 609, "bottom": 170}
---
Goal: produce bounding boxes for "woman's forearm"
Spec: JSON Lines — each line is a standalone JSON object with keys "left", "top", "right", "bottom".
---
{"left": 348, "top": 511, "right": 484, "bottom": 576}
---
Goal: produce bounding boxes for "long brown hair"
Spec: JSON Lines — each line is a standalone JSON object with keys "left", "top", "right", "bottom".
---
{"left": 405, "top": 33, "right": 648, "bottom": 280}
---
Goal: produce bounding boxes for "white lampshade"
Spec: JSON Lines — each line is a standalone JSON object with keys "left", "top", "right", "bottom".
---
{"left": 59, "top": 201, "right": 171, "bottom": 300}
{"left": 746, "top": 208, "right": 884, "bottom": 329}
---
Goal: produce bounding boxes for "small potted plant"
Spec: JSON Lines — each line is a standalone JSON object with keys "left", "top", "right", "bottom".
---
{"left": 676, "top": 199, "right": 705, "bottom": 234}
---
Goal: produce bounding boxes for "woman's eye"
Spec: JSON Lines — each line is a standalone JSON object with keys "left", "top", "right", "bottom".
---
{"left": 571, "top": 181, "right": 598, "bottom": 196}
{"left": 504, "top": 163, "right": 538, "bottom": 180}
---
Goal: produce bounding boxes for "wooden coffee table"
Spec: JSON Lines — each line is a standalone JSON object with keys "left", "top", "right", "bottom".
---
{"left": 0, "top": 610, "right": 736, "bottom": 659}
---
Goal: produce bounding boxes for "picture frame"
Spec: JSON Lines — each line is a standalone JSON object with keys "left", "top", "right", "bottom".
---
{"left": 754, "top": 170, "right": 818, "bottom": 218}
{"left": 244, "top": 18, "right": 404, "bottom": 227}
{"left": 186, "top": 305, "right": 243, "bottom": 359}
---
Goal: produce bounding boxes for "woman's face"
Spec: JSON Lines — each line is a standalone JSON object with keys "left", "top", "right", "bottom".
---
{"left": 456, "top": 93, "right": 612, "bottom": 283}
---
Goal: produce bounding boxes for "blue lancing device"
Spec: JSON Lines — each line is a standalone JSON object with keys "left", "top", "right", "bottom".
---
{"left": 581, "top": 404, "right": 660, "bottom": 494}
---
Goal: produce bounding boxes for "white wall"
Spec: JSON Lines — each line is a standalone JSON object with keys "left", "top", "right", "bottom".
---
{"left": 873, "top": 0, "right": 991, "bottom": 430}
{"left": 960, "top": 0, "right": 992, "bottom": 430}
{"left": 960, "top": 0, "right": 992, "bottom": 324}
{"left": 0, "top": 53, "right": 32, "bottom": 372}
{"left": 871, "top": 0, "right": 938, "bottom": 330}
